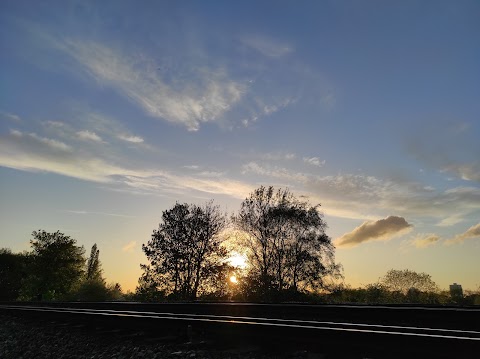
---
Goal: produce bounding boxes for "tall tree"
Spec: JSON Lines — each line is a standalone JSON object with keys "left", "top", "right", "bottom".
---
{"left": 22, "top": 230, "right": 85, "bottom": 300}
{"left": 141, "top": 201, "right": 228, "bottom": 300}
{"left": 233, "top": 186, "right": 342, "bottom": 299}
{"left": 86, "top": 243, "right": 103, "bottom": 283}
{"left": 380, "top": 269, "right": 439, "bottom": 294}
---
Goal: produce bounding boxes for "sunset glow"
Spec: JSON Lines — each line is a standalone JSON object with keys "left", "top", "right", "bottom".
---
{"left": 1, "top": 1, "right": 479, "bottom": 292}
{"left": 228, "top": 252, "right": 248, "bottom": 269}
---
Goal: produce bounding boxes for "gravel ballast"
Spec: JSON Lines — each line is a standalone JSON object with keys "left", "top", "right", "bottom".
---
{"left": 0, "top": 314, "right": 324, "bottom": 359}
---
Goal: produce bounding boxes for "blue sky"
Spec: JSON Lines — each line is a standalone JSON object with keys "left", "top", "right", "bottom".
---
{"left": 1, "top": 0, "right": 479, "bottom": 291}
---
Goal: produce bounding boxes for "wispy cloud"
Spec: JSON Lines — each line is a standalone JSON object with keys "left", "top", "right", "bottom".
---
{"left": 408, "top": 233, "right": 441, "bottom": 248}
{"left": 1, "top": 111, "right": 21, "bottom": 122}
{"left": 241, "top": 161, "right": 480, "bottom": 221}
{"left": 336, "top": 216, "right": 413, "bottom": 248}
{"left": 65, "top": 210, "right": 135, "bottom": 218}
{"left": 407, "top": 120, "right": 480, "bottom": 183}
{"left": 0, "top": 129, "right": 140, "bottom": 182}
{"left": 436, "top": 215, "right": 464, "bottom": 227}
{"left": 446, "top": 223, "right": 480, "bottom": 245}
{"left": 60, "top": 40, "right": 246, "bottom": 131}
{"left": 441, "top": 163, "right": 480, "bottom": 182}
{"left": 1, "top": 128, "right": 253, "bottom": 199}
{"left": 303, "top": 157, "right": 326, "bottom": 167}
{"left": 117, "top": 134, "right": 144, "bottom": 143}
{"left": 77, "top": 130, "right": 102, "bottom": 142}
{"left": 241, "top": 35, "right": 293, "bottom": 57}
{"left": 122, "top": 241, "right": 137, "bottom": 252}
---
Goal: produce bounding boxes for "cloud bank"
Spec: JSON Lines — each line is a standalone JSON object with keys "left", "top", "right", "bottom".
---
{"left": 336, "top": 216, "right": 413, "bottom": 248}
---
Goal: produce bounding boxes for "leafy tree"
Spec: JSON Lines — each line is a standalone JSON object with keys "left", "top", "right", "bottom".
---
{"left": 21, "top": 230, "right": 85, "bottom": 300}
{"left": 233, "top": 186, "right": 342, "bottom": 300}
{"left": 141, "top": 201, "right": 228, "bottom": 300}
{"left": 107, "top": 282, "right": 123, "bottom": 300}
{"left": 71, "top": 243, "right": 111, "bottom": 301}
{"left": 86, "top": 243, "right": 103, "bottom": 283}
{"left": 73, "top": 279, "right": 109, "bottom": 301}
{"left": 0, "top": 248, "right": 30, "bottom": 301}
{"left": 135, "top": 266, "right": 166, "bottom": 301}
{"left": 380, "top": 269, "right": 439, "bottom": 294}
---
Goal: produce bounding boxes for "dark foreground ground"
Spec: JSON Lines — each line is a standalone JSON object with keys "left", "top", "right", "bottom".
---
{"left": 0, "top": 314, "right": 333, "bottom": 359}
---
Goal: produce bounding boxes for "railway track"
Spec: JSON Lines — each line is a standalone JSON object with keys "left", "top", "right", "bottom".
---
{"left": 1, "top": 302, "right": 479, "bottom": 358}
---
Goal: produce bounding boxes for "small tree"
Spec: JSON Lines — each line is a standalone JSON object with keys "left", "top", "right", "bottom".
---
{"left": 141, "top": 201, "right": 228, "bottom": 300}
{"left": 380, "top": 269, "right": 439, "bottom": 294}
{"left": 22, "top": 230, "right": 85, "bottom": 300}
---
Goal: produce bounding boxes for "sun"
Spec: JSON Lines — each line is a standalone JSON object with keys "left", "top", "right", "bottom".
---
{"left": 227, "top": 252, "right": 247, "bottom": 269}
{"left": 229, "top": 275, "right": 238, "bottom": 284}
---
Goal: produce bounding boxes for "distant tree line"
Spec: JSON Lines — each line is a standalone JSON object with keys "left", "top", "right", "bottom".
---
{"left": 0, "top": 231, "right": 122, "bottom": 301}
{"left": 134, "top": 185, "right": 479, "bottom": 305}
{"left": 2, "top": 185, "right": 478, "bottom": 305}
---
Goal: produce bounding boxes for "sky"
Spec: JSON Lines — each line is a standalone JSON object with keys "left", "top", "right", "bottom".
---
{"left": 1, "top": 0, "right": 479, "bottom": 292}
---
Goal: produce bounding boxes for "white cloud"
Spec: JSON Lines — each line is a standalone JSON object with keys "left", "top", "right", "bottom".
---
{"left": 241, "top": 161, "right": 480, "bottom": 221}
{"left": 303, "top": 157, "right": 326, "bottom": 167}
{"left": 1, "top": 129, "right": 253, "bottom": 199}
{"left": 446, "top": 223, "right": 480, "bottom": 245}
{"left": 10, "top": 129, "right": 71, "bottom": 151}
{"left": 408, "top": 233, "right": 441, "bottom": 248}
{"left": 1, "top": 112, "right": 21, "bottom": 122}
{"left": 436, "top": 215, "right": 464, "bottom": 227}
{"left": 441, "top": 163, "right": 480, "bottom": 182}
{"left": 117, "top": 134, "right": 144, "bottom": 143}
{"left": 77, "top": 130, "right": 102, "bottom": 142}
{"left": 258, "top": 152, "right": 296, "bottom": 161}
{"left": 242, "top": 161, "right": 308, "bottom": 184}
{"left": 336, "top": 216, "right": 413, "bottom": 248}
{"left": 122, "top": 241, "right": 137, "bottom": 252}
{"left": 60, "top": 40, "right": 246, "bottom": 131}
{"left": 0, "top": 129, "right": 139, "bottom": 182}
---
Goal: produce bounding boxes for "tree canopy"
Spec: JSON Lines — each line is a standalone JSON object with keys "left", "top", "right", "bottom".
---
{"left": 380, "top": 269, "right": 439, "bottom": 294}
{"left": 140, "top": 201, "right": 228, "bottom": 300}
{"left": 22, "top": 230, "right": 85, "bottom": 300}
{"left": 233, "top": 186, "right": 342, "bottom": 300}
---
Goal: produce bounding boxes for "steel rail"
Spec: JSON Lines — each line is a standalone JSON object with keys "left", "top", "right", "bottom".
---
{"left": 2, "top": 305, "right": 479, "bottom": 341}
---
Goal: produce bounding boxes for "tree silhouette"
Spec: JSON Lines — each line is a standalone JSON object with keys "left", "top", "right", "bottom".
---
{"left": 380, "top": 269, "right": 439, "bottom": 294}
{"left": 141, "top": 201, "right": 228, "bottom": 300}
{"left": 233, "top": 186, "right": 342, "bottom": 300}
{"left": 0, "top": 248, "right": 30, "bottom": 301}
{"left": 86, "top": 243, "right": 103, "bottom": 283}
{"left": 21, "top": 230, "right": 85, "bottom": 300}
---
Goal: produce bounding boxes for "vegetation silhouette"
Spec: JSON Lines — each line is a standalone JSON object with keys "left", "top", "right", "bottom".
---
{"left": 139, "top": 201, "right": 230, "bottom": 301}
{"left": 0, "top": 188, "right": 479, "bottom": 305}
{"left": 0, "top": 248, "right": 29, "bottom": 301}
{"left": 0, "top": 233, "right": 123, "bottom": 301}
{"left": 20, "top": 230, "right": 85, "bottom": 301}
{"left": 232, "top": 186, "right": 342, "bottom": 301}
